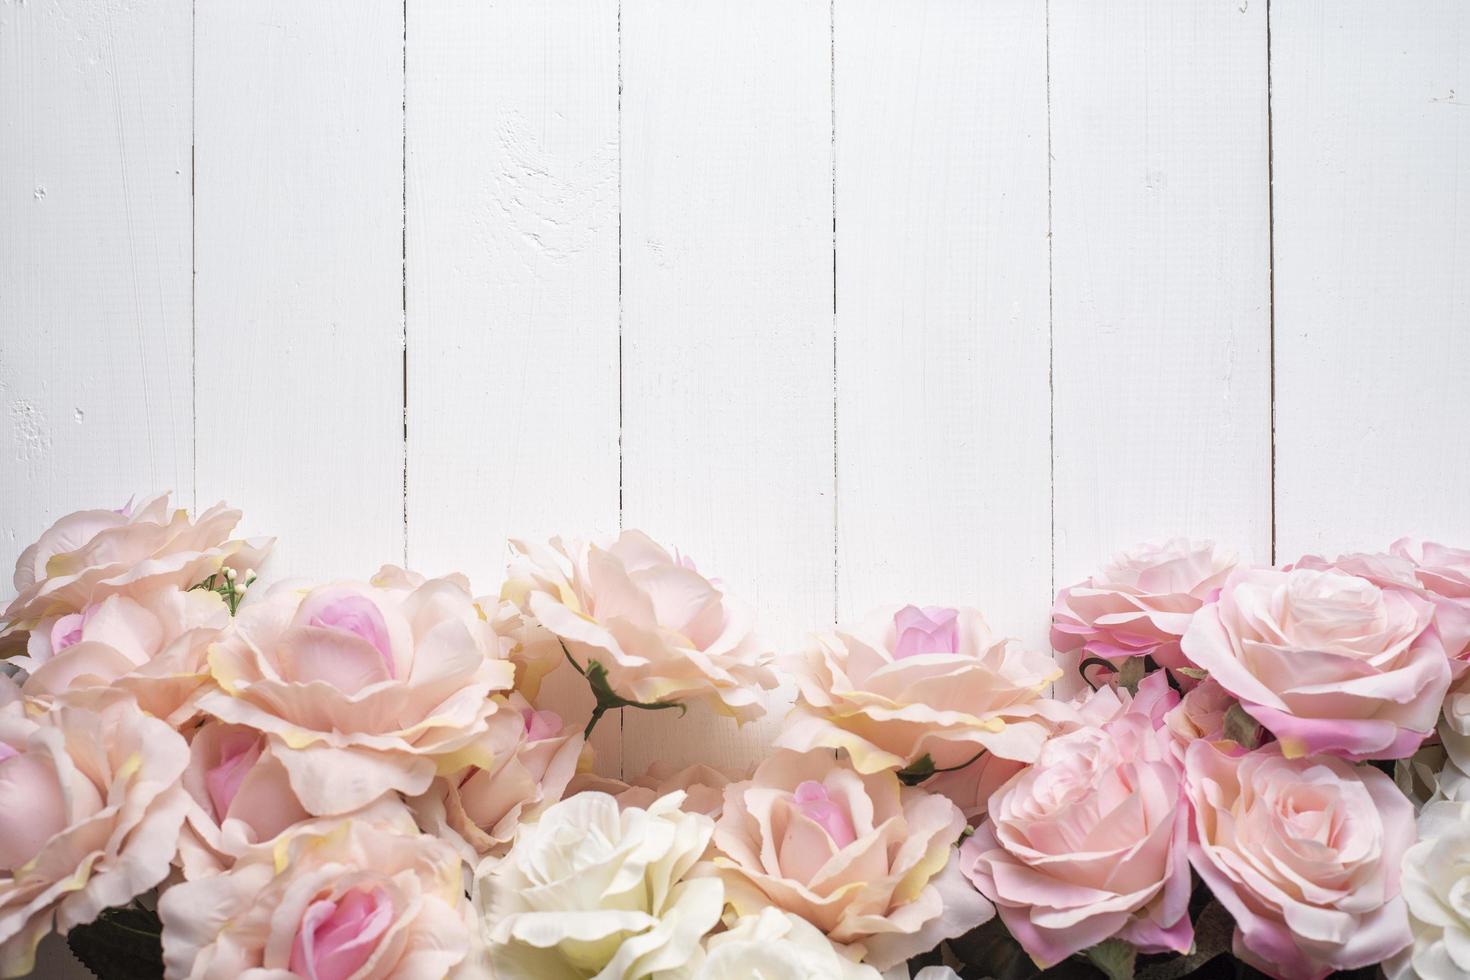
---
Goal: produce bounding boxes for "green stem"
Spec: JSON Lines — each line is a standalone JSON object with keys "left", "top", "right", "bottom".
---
{"left": 560, "top": 641, "right": 686, "bottom": 739}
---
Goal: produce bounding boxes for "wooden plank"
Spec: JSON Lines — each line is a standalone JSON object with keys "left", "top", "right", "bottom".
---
{"left": 0, "top": 0, "right": 192, "bottom": 576}
{"left": 620, "top": 0, "right": 833, "bottom": 774}
{"left": 1272, "top": 0, "right": 1470, "bottom": 559}
{"left": 194, "top": 0, "right": 405, "bottom": 582}
{"left": 834, "top": 0, "right": 1051, "bottom": 651}
{"left": 1049, "top": 0, "right": 1273, "bottom": 691}
{"left": 404, "top": 0, "right": 622, "bottom": 771}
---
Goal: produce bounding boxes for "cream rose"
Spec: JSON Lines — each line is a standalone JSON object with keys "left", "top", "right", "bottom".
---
{"left": 411, "top": 692, "right": 585, "bottom": 859}
{"left": 1181, "top": 566, "right": 1450, "bottom": 760}
{"left": 159, "top": 813, "right": 470, "bottom": 980}
{"left": 1052, "top": 538, "right": 1235, "bottom": 673}
{"left": 13, "top": 588, "right": 230, "bottom": 727}
{"left": 503, "top": 532, "right": 776, "bottom": 721}
{"left": 3, "top": 494, "right": 270, "bottom": 631}
{"left": 475, "top": 790, "right": 722, "bottom": 979}
{"left": 778, "top": 605, "right": 1066, "bottom": 777}
{"left": 0, "top": 684, "right": 190, "bottom": 977}
{"left": 696, "top": 908, "right": 879, "bottom": 980}
{"left": 707, "top": 748, "right": 993, "bottom": 970}
{"left": 1185, "top": 740, "right": 1414, "bottom": 979}
{"left": 197, "top": 568, "right": 515, "bottom": 815}
{"left": 959, "top": 710, "right": 1193, "bottom": 967}
{"left": 1386, "top": 800, "right": 1470, "bottom": 980}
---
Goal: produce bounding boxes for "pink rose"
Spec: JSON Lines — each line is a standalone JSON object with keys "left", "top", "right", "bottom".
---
{"left": 778, "top": 605, "right": 1068, "bottom": 775}
{"left": 197, "top": 569, "right": 515, "bottom": 815}
{"left": 1185, "top": 740, "right": 1414, "bottom": 979}
{"left": 1052, "top": 538, "right": 1235, "bottom": 673}
{"left": 959, "top": 710, "right": 1193, "bottom": 966}
{"left": 411, "top": 692, "right": 586, "bottom": 859}
{"left": 0, "top": 684, "right": 190, "bottom": 976}
{"left": 3, "top": 494, "right": 270, "bottom": 631}
{"left": 12, "top": 588, "right": 230, "bottom": 727}
{"left": 159, "top": 814, "right": 470, "bottom": 980}
{"left": 1162, "top": 677, "right": 1236, "bottom": 763}
{"left": 1182, "top": 566, "right": 1450, "bottom": 760}
{"left": 568, "top": 762, "right": 743, "bottom": 819}
{"left": 707, "top": 748, "right": 993, "bottom": 970}
{"left": 503, "top": 532, "right": 776, "bottom": 721}
{"left": 1391, "top": 539, "right": 1470, "bottom": 663}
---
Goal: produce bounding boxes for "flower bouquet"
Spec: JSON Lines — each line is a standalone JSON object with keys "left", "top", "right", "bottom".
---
{"left": 1, "top": 496, "right": 1467, "bottom": 980}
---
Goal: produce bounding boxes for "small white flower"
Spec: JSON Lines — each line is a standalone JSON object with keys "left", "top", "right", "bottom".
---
{"left": 1387, "top": 799, "right": 1470, "bottom": 979}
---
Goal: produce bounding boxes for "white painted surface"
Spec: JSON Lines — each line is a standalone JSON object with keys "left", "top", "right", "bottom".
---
{"left": 4, "top": 1, "right": 1470, "bottom": 972}
{"left": 1272, "top": 0, "right": 1470, "bottom": 560}
{"left": 619, "top": 0, "right": 834, "bottom": 774}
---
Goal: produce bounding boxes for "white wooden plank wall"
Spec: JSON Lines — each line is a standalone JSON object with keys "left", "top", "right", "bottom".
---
{"left": 1049, "top": 0, "right": 1274, "bottom": 688}
{"left": 4, "top": 5, "right": 1470, "bottom": 971}
{"left": 835, "top": 0, "right": 1052, "bottom": 651}
{"left": 619, "top": 0, "right": 834, "bottom": 774}
{"left": 194, "top": 0, "right": 407, "bottom": 582}
{"left": 404, "top": 0, "right": 623, "bottom": 768}
{"left": 1272, "top": 0, "right": 1470, "bottom": 560}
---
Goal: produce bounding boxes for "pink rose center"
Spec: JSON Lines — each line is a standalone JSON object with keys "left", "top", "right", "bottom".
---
{"left": 49, "top": 608, "right": 93, "bottom": 653}
{"left": 893, "top": 605, "right": 960, "bottom": 659}
{"left": 522, "top": 708, "right": 562, "bottom": 741}
{"left": 793, "top": 780, "right": 856, "bottom": 848}
{"left": 205, "top": 731, "right": 264, "bottom": 821}
{"left": 289, "top": 887, "right": 394, "bottom": 980}
{"left": 308, "top": 595, "right": 395, "bottom": 680}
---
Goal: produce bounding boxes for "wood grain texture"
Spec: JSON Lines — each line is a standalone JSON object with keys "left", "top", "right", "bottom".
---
{"left": 619, "top": 0, "right": 833, "bottom": 775}
{"left": 404, "top": 0, "right": 622, "bottom": 770}
{"left": 1049, "top": 0, "right": 1273, "bottom": 674}
{"left": 835, "top": 0, "right": 1051, "bottom": 650}
{"left": 0, "top": 0, "right": 192, "bottom": 580}
{"left": 1272, "top": 0, "right": 1470, "bottom": 559}
{"left": 194, "top": 0, "right": 405, "bottom": 582}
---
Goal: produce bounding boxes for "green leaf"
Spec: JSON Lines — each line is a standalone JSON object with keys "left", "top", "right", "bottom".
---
{"left": 1222, "top": 703, "right": 1263, "bottom": 750}
{"left": 898, "top": 753, "right": 937, "bottom": 786}
{"left": 66, "top": 907, "right": 164, "bottom": 980}
{"left": 1117, "top": 657, "right": 1147, "bottom": 694}
{"left": 1083, "top": 939, "right": 1136, "bottom": 980}
{"left": 1135, "top": 900, "right": 1234, "bottom": 980}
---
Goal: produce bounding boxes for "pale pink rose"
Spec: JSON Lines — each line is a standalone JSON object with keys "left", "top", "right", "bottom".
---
{"left": 568, "top": 762, "right": 744, "bottom": 819}
{"left": 959, "top": 710, "right": 1193, "bottom": 966}
{"left": 1390, "top": 539, "right": 1470, "bottom": 663}
{"left": 1052, "top": 538, "right": 1236, "bottom": 673}
{"left": 778, "top": 605, "right": 1068, "bottom": 776}
{"left": 1184, "top": 740, "right": 1414, "bottom": 979}
{"left": 159, "top": 814, "right": 470, "bottom": 980}
{"left": 410, "top": 692, "right": 586, "bottom": 859}
{"left": 486, "top": 597, "right": 567, "bottom": 703}
{"left": 503, "top": 532, "right": 776, "bottom": 721}
{"left": 197, "top": 568, "right": 515, "bottom": 815}
{"left": 175, "top": 721, "right": 327, "bottom": 878}
{"left": 13, "top": 588, "right": 230, "bottom": 727}
{"left": 707, "top": 748, "right": 993, "bottom": 970}
{"left": 1181, "top": 566, "right": 1450, "bottom": 760}
{"left": 0, "top": 684, "right": 190, "bottom": 976}
{"left": 1162, "top": 677, "right": 1236, "bottom": 763}
{"left": 3, "top": 494, "right": 270, "bottom": 631}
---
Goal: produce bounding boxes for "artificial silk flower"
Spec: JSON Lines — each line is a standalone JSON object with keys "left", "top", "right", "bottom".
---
{"left": 1185, "top": 740, "right": 1414, "bottom": 980}
{"left": 503, "top": 532, "right": 777, "bottom": 722}
{"left": 158, "top": 814, "right": 470, "bottom": 980}
{"left": 707, "top": 748, "right": 993, "bottom": 970}
{"left": 567, "top": 761, "right": 745, "bottom": 820}
{"left": 695, "top": 907, "right": 880, "bottom": 979}
{"left": 778, "top": 605, "right": 1067, "bottom": 776}
{"left": 1051, "top": 538, "right": 1236, "bottom": 673}
{"left": 410, "top": 691, "right": 586, "bottom": 860}
{"left": 1386, "top": 799, "right": 1470, "bottom": 980}
{"left": 197, "top": 569, "right": 514, "bottom": 815}
{"left": 0, "top": 684, "right": 191, "bottom": 977}
{"left": 959, "top": 708, "right": 1193, "bottom": 967}
{"left": 3, "top": 493, "right": 270, "bottom": 631}
{"left": 1182, "top": 566, "right": 1450, "bottom": 760}
{"left": 474, "top": 790, "right": 722, "bottom": 979}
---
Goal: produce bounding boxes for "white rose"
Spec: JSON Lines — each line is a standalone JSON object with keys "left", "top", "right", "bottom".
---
{"left": 475, "top": 791, "right": 722, "bottom": 979}
{"left": 1387, "top": 800, "right": 1470, "bottom": 980}
{"left": 696, "top": 908, "right": 879, "bottom": 980}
